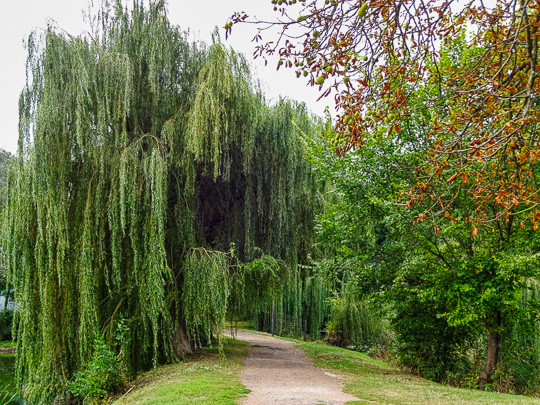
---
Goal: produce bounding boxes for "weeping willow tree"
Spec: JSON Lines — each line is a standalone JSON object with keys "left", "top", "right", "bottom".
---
{"left": 3, "top": 1, "right": 328, "bottom": 403}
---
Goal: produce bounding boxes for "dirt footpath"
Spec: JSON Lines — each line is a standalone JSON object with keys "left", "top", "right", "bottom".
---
{"left": 228, "top": 329, "right": 360, "bottom": 405}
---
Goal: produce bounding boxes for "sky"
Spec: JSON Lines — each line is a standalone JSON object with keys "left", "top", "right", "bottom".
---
{"left": 0, "top": 0, "right": 330, "bottom": 154}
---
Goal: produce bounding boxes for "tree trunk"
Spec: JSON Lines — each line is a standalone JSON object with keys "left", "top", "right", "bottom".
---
{"left": 479, "top": 311, "right": 501, "bottom": 390}
{"left": 258, "top": 311, "right": 265, "bottom": 332}
{"left": 172, "top": 325, "right": 193, "bottom": 357}
{"left": 271, "top": 300, "right": 276, "bottom": 336}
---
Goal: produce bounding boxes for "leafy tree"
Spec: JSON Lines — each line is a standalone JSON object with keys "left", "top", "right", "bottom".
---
{"left": 3, "top": 2, "right": 327, "bottom": 402}
{"left": 302, "top": 60, "right": 540, "bottom": 389}
{"left": 230, "top": 0, "right": 540, "bottom": 391}
{"left": 229, "top": 0, "right": 540, "bottom": 226}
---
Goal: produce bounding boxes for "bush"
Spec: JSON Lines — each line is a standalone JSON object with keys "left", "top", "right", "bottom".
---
{"left": 391, "top": 293, "right": 477, "bottom": 384}
{"left": 0, "top": 310, "right": 13, "bottom": 341}
{"left": 69, "top": 332, "right": 122, "bottom": 404}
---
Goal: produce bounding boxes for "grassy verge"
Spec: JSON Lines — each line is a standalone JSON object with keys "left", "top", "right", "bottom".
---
{"left": 0, "top": 342, "right": 15, "bottom": 347}
{"left": 297, "top": 341, "right": 540, "bottom": 405}
{"left": 113, "top": 338, "right": 249, "bottom": 405}
{"left": 223, "top": 321, "right": 252, "bottom": 330}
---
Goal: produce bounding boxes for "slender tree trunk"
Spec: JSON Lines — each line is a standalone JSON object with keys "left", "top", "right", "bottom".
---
{"left": 258, "top": 311, "right": 265, "bottom": 332}
{"left": 172, "top": 324, "right": 193, "bottom": 356}
{"left": 271, "top": 300, "right": 276, "bottom": 337}
{"left": 479, "top": 311, "right": 501, "bottom": 390}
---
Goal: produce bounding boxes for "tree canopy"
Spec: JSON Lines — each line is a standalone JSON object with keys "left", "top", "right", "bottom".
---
{"left": 229, "top": 0, "right": 540, "bottom": 227}
{"left": 277, "top": 25, "right": 540, "bottom": 389}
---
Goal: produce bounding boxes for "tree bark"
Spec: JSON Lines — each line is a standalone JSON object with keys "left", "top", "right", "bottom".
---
{"left": 258, "top": 311, "right": 265, "bottom": 332}
{"left": 172, "top": 324, "right": 193, "bottom": 357}
{"left": 479, "top": 311, "right": 501, "bottom": 390}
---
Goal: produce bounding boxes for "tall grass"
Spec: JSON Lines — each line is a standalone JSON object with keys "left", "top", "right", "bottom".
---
{"left": 0, "top": 385, "right": 15, "bottom": 405}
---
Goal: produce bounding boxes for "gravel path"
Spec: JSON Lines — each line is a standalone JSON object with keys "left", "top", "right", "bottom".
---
{"left": 228, "top": 329, "right": 360, "bottom": 405}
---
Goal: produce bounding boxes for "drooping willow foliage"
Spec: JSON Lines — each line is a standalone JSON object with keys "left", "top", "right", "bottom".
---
{"left": 182, "top": 248, "right": 229, "bottom": 348}
{"left": 325, "top": 293, "right": 393, "bottom": 352}
{"left": 2, "top": 1, "right": 329, "bottom": 403}
{"left": 227, "top": 250, "right": 329, "bottom": 340}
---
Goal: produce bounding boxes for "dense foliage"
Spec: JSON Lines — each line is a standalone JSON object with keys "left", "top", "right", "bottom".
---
{"left": 69, "top": 332, "right": 123, "bottom": 404}
{"left": 2, "top": 2, "right": 328, "bottom": 403}
{"left": 230, "top": 0, "right": 540, "bottom": 393}
{"left": 0, "top": 310, "right": 13, "bottom": 341}
{"left": 302, "top": 76, "right": 540, "bottom": 391}
{"left": 5, "top": 0, "right": 540, "bottom": 402}
{"left": 230, "top": 0, "right": 540, "bottom": 226}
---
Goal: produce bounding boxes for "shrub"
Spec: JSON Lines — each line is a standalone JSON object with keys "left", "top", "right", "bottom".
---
{"left": 391, "top": 293, "right": 477, "bottom": 383}
{"left": 69, "top": 332, "right": 122, "bottom": 404}
{"left": 493, "top": 281, "right": 540, "bottom": 395}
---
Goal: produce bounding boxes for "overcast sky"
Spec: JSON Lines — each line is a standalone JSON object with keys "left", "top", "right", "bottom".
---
{"left": 0, "top": 0, "right": 329, "bottom": 154}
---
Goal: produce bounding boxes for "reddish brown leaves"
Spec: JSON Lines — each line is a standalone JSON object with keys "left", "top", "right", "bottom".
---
{"left": 230, "top": 0, "right": 540, "bottom": 229}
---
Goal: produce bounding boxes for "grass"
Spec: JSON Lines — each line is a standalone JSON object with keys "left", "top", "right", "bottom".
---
{"left": 112, "top": 337, "right": 249, "bottom": 405}
{"left": 110, "top": 330, "right": 540, "bottom": 404}
{"left": 0, "top": 387, "right": 16, "bottom": 405}
{"left": 297, "top": 341, "right": 540, "bottom": 405}
{"left": 0, "top": 343, "right": 15, "bottom": 348}
{"left": 223, "top": 320, "right": 252, "bottom": 330}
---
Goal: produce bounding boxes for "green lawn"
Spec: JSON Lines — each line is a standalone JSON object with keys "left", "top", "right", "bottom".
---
{"left": 112, "top": 332, "right": 540, "bottom": 405}
{"left": 113, "top": 338, "right": 249, "bottom": 405}
{"left": 297, "top": 341, "right": 540, "bottom": 405}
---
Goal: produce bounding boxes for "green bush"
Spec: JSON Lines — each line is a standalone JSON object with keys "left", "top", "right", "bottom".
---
{"left": 391, "top": 293, "right": 477, "bottom": 384}
{"left": 0, "top": 310, "right": 13, "bottom": 341}
{"left": 69, "top": 332, "right": 122, "bottom": 404}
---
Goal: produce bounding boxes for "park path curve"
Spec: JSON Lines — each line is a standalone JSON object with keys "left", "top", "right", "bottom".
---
{"left": 228, "top": 329, "right": 360, "bottom": 405}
